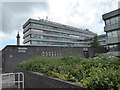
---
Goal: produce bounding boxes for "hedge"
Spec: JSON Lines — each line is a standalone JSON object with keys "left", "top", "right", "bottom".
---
{"left": 18, "top": 54, "right": 120, "bottom": 89}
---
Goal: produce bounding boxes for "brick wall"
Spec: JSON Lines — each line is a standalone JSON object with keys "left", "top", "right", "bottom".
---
{"left": 2, "top": 45, "right": 107, "bottom": 72}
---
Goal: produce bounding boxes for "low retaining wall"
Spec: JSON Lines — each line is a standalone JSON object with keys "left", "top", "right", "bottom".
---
{"left": 15, "top": 68, "right": 88, "bottom": 89}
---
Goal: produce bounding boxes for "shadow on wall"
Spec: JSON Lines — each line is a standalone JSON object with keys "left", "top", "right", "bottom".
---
{"left": 15, "top": 68, "right": 88, "bottom": 89}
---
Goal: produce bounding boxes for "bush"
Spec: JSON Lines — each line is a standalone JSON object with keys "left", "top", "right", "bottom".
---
{"left": 81, "top": 67, "right": 120, "bottom": 90}
{"left": 18, "top": 54, "right": 120, "bottom": 89}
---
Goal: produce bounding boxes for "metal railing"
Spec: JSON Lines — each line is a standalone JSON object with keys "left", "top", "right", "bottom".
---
{"left": 2, "top": 72, "right": 24, "bottom": 89}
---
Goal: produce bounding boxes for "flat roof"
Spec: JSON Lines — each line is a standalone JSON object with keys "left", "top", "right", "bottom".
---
{"left": 23, "top": 18, "right": 96, "bottom": 35}
{"left": 102, "top": 8, "right": 120, "bottom": 20}
{"left": 2, "top": 45, "right": 87, "bottom": 51}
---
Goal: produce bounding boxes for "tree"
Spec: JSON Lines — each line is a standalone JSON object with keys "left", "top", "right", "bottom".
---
{"left": 90, "top": 35, "right": 100, "bottom": 47}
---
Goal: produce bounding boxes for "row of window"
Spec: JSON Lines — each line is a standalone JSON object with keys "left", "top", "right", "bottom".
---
{"left": 43, "top": 30, "right": 84, "bottom": 38}
{"left": 107, "top": 29, "right": 120, "bottom": 38}
{"left": 25, "top": 40, "right": 85, "bottom": 46}
{"left": 105, "top": 15, "right": 120, "bottom": 26}
{"left": 31, "top": 34, "right": 80, "bottom": 42}
{"left": 24, "top": 34, "right": 81, "bottom": 42}
{"left": 31, "top": 34, "right": 43, "bottom": 39}
{"left": 30, "top": 23, "right": 93, "bottom": 37}
{"left": 42, "top": 51, "right": 61, "bottom": 57}
{"left": 24, "top": 29, "right": 43, "bottom": 35}
{"left": 108, "top": 44, "right": 120, "bottom": 52}
{"left": 24, "top": 29, "right": 85, "bottom": 40}
{"left": 44, "top": 36, "right": 70, "bottom": 41}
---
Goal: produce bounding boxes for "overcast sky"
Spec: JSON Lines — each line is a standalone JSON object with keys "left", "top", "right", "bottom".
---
{"left": 0, "top": 0, "right": 120, "bottom": 50}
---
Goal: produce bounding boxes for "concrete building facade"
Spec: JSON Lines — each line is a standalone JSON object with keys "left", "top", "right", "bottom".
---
{"left": 23, "top": 19, "right": 96, "bottom": 47}
{"left": 102, "top": 8, "right": 120, "bottom": 57}
{"left": 98, "top": 34, "right": 107, "bottom": 47}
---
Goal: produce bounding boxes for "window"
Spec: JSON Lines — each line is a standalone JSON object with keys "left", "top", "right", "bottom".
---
{"left": 45, "top": 52, "right": 48, "bottom": 56}
{"left": 24, "top": 29, "right": 31, "bottom": 35}
{"left": 112, "top": 31, "right": 117, "bottom": 37}
{"left": 115, "top": 16, "right": 119, "bottom": 22}
{"left": 109, "top": 44, "right": 120, "bottom": 51}
{"left": 25, "top": 41, "right": 30, "bottom": 45}
{"left": 31, "top": 40, "right": 41, "bottom": 45}
{"left": 111, "top": 17, "right": 116, "bottom": 24}
{"left": 31, "top": 41, "right": 37, "bottom": 44}
{"left": 31, "top": 34, "right": 43, "bottom": 39}
{"left": 118, "top": 30, "right": 120, "bottom": 36}
{"left": 31, "top": 29, "right": 43, "bottom": 33}
{"left": 42, "top": 51, "right": 45, "bottom": 56}
{"left": 107, "top": 32, "right": 112, "bottom": 38}
{"left": 24, "top": 35, "right": 30, "bottom": 39}
{"left": 48, "top": 51, "right": 51, "bottom": 57}
{"left": 106, "top": 19, "right": 111, "bottom": 25}
{"left": 107, "top": 30, "right": 119, "bottom": 38}
{"left": 105, "top": 16, "right": 119, "bottom": 26}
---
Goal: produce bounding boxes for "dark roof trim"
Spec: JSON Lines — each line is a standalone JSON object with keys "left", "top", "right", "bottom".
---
{"left": 102, "top": 8, "right": 120, "bottom": 20}
{"left": 2, "top": 45, "right": 88, "bottom": 51}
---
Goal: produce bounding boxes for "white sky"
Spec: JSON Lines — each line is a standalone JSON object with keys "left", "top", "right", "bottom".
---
{"left": 0, "top": 0, "right": 120, "bottom": 50}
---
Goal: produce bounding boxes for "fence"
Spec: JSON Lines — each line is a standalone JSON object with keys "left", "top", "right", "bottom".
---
{"left": 2, "top": 72, "right": 24, "bottom": 89}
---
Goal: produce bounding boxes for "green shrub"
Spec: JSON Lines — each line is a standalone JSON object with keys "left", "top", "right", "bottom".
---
{"left": 18, "top": 54, "right": 120, "bottom": 89}
{"left": 81, "top": 67, "right": 120, "bottom": 90}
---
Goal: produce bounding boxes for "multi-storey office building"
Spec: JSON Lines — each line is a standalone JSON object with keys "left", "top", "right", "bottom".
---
{"left": 98, "top": 34, "right": 107, "bottom": 47}
{"left": 102, "top": 8, "right": 120, "bottom": 57}
{"left": 23, "top": 18, "right": 95, "bottom": 47}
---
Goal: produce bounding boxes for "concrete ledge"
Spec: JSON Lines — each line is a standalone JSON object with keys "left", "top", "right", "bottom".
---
{"left": 15, "top": 68, "right": 88, "bottom": 89}
{"left": 102, "top": 9, "right": 120, "bottom": 19}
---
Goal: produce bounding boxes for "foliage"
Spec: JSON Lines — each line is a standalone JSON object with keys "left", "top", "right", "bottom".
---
{"left": 90, "top": 35, "right": 100, "bottom": 47}
{"left": 18, "top": 54, "right": 120, "bottom": 89}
